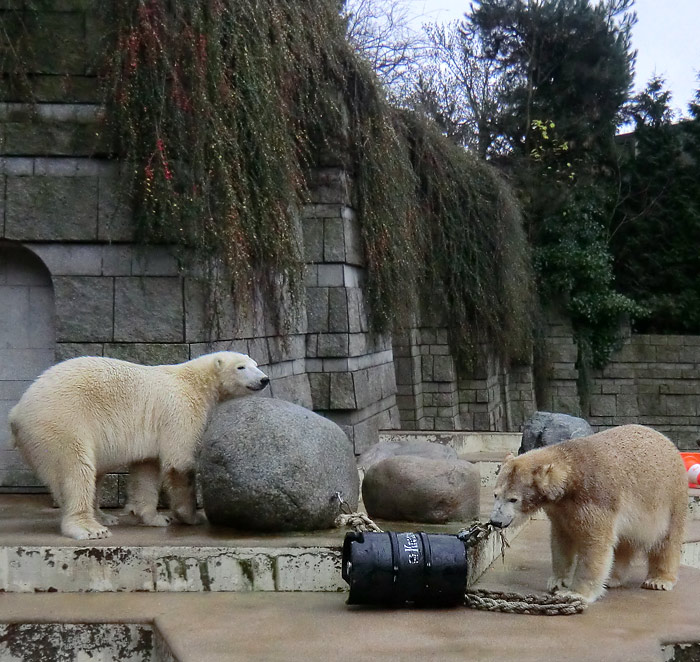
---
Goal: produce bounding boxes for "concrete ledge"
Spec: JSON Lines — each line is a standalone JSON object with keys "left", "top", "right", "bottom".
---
{"left": 0, "top": 545, "right": 344, "bottom": 593}
{"left": 3, "top": 544, "right": 700, "bottom": 662}
{"left": 0, "top": 622, "right": 161, "bottom": 662}
{"left": 0, "top": 494, "right": 526, "bottom": 594}
{"left": 379, "top": 430, "right": 521, "bottom": 454}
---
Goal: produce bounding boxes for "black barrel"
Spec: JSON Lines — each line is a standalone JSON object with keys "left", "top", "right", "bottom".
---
{"left": 341, "top": 531, "right": 468, "bottom": 607}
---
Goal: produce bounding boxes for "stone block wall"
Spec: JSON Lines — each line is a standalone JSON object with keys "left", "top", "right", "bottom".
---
{"left": 0, "top": 242, "right": 55, "bottom": 487}
{"left": 0, "top": 158, "right": 399, "bottom": 461}
{"left": 393, "top": 326, "right": 536, "bottom": 432}
{"left": 0, "top": 1, "right": 103, "bottom": 106}
{"left": 302, "top": 170, "right": 400, "bottom": 453}
{"left": 538, "top": 311, "right": 582, "bottom": 416}
{"left": 506, "top": 363, "right": 538, "bottom": 431}
{"left": 590, "top": 335, "right": 700, "bottom": 449}
{"left": 540, "top": 315, "right": 700, "bottom": 450}
{"left": 392, "top": 328, "right": 425, "bottom": 429}
{"left": 459, "top": 351, "right": 536, "bottom": 432}
{"left": 393, "top": 326, "right": 460, "bottom": 431}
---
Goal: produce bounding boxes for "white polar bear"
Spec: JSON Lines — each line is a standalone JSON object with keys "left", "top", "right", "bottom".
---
{"left": 9, "top": 352, "right": 269, "bottom": 540}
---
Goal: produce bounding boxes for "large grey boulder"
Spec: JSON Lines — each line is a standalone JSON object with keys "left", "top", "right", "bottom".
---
{"left": 362, "top": 456, "right": 480, "bottom": 524}
{"left": 357, "top": 440, "right": 457, "bottom": 472}
{"left": 519, "top": 411, "right": 593, "bottom": 454}
{"left": 199, "top": 397, "right": 359, "bottom": 531}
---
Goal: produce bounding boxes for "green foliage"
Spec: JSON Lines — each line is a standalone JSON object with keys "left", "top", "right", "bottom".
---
{"left": 471, "top": 0, "right": 635, "bottom": 165}
{"left": 612, "top": 77, "right": 700, "bottom": 333}
{"left": 461, "top": 0, "right": 638, "bottom": 374}
{"left": 536, "top": 189, "right": 644, "bottom": 368}
{"left": 402, "top": 112, "right": 534, "bottom": 366}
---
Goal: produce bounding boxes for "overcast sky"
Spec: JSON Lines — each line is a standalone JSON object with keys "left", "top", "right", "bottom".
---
{"left": 406, "top": 0, "right": 700, "bottom": 116}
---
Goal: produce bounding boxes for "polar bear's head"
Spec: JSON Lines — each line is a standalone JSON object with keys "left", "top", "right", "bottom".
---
{"left": 489, "top": 452, "right": 570, "bottom": 528}
{"left": 213, "top": 352, "right": 269, "bottom": 400}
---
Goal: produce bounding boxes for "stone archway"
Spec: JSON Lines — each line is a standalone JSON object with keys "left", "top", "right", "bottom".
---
{"left": 0, "top": 242, "right": 55, "bottom": 489}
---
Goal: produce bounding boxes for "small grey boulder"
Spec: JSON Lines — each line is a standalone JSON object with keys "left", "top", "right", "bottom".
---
{"left": 362, "top": 456, "right": 480, "bottom": 524}
{"left": 357, "top": 440, "right": 457, "bottom": 472}
{"left": 199, "top": 397, "right": 359, "bottom": 531}
{"left": 519, "top": 411, "right": 593, "bottom": 454}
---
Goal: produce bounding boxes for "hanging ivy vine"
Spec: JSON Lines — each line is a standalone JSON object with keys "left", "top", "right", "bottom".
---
{"left": 2, "top": 0, "right": 534, "bottom": 365}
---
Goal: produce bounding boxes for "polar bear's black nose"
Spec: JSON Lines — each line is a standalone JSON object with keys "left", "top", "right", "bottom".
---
{"left": 260, "top": 377, "right": 270, "bottom": 387}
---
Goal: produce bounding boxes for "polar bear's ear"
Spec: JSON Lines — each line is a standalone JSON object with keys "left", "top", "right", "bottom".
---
{"left": 215, "top": 356, "right": 224, "bottom": 369}
{"left": 504, "top": 453, "right": 515, "bottom": 462}
{"left": 532, "top": 463, "right": 569, "bottom": 501}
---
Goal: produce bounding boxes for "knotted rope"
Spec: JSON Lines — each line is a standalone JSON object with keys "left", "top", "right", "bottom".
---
{"left": 456, "top": 521, "right": 587, "bottom": 615}
{"left": 335, "top": 511, "right": 384, "bottom": 533}
{"left": 464, "top": 588, "right": 587, "bottom": 615}
{"left": 334, "top": 492, "right": 385, "bottom": 532}
{"left": 333, "top": 494, "right": 587, "bottom": 616}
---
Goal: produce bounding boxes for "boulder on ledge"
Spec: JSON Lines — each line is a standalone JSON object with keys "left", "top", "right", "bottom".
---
{"left": 361, "top": 455, "right": 480, "bottom": 524}
{"left": 199, "top": 397, "right": 359, "bottom": 531}
{"left": 519, "top": 411, "right": 593, "bottom": 455}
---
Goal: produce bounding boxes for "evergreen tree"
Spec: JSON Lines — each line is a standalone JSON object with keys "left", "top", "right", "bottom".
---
{"left": 471, "top": 0, "right": 635, "bottom": 172}
{"left": 612, "top": 77, "right": 700, "bottom": 333}
{"left": 464, "top": 0, "right": 640, "bottom": 379}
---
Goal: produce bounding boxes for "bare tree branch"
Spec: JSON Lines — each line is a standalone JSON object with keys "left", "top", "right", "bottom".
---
{"left": 342, "top": 0, "right": 427, "bottom": 92}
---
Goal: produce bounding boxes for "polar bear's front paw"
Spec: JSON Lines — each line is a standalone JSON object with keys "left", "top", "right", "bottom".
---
{"left": 125, "top": 504, "right": 172, "bottom": 527}
{"left": 642, "top": 577, "right": 675, "bottom": 591}
{"left": 172, "top": 508, "right": 203, "bottom": 525}
{"left": 62, "top": 518, "right": 112, "bottom": 540}
{"left": 139, "top": 511, "right": 172, "bottom": 527}
{"left": 547, "top": 576, "right": 569, "bottom": 592}
{"left": 97, "top": 511, "right": 120, "bottom": 526}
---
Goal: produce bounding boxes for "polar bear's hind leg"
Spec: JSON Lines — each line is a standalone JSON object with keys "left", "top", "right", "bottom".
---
{"left": 58, "top": 445, "right": 112, "bottom": 540}
{"left": 643, "top": 505, "right": 685, "bottom": 591}
{"left": 124, "top": 460, "right": 172, "bottom": 526}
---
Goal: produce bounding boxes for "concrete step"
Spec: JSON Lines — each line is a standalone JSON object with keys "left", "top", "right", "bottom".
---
{"left": 0, "top": 493, "right": 527, "bottom": 594}
{"left": 458, "top": 451, "right": 505, "bottom": 487}
{"left": 378, "top": 430, "right": 521, "bottom": 455}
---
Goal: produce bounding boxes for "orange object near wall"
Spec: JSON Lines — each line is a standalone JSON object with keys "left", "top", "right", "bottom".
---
{"left": 681, "top": 452, "right": 700, "bottom": 488}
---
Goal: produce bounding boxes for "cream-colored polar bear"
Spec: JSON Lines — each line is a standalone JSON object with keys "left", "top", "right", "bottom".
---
{"left": 490, "top": 424, "right": 687, "bottom": 603}
{"left": 9, "top": 352, "right": 269, "bottom": 540}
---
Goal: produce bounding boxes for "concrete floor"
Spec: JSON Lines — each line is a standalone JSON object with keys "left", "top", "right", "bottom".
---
{"left": 2, "top": 498, "right": 700, "bottom": 660}
{"left": 0, "top": 493, "right": 349, "bottom": 548}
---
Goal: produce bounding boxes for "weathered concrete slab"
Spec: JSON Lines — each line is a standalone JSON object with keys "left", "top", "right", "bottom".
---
{"left": 379, "top": 430, "right": 522, "bottom": 455}
{"left": 0, "top": 623, "right": 158, "bottom": 662}
{"left": 0, "top": 544, "right": 344, "bottom": 593}
{"left": 0, "top": 493, "right": 525, "bottom": 594}
{"left": 2, "top": 548, "right": 700, "bottom": 662}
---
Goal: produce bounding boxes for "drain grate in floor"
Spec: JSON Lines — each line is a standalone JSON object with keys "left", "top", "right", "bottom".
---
{"left": 662, "top": 642, "right": 700, "bottom": 662}
{"left": 0, "top": 622, "right": 175, "bottom": 661}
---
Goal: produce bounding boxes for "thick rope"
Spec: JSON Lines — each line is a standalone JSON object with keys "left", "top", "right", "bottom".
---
{"left": 464, "top": 588, "right": 587, "bottom": 615}
{"left": 457, "top": 521, "right": 587, "bottom": 615}
{"left": 335, "top": 512, "right": 383, "bottom": 532}
{"left": 333, "top": 493, "right": 385, "bottom": 532}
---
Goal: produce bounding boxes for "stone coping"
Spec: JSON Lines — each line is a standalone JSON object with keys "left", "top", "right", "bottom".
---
{"left": 0, "top": 493, "right": 528, "bottom": 593}
{"left": 378, "top": 430, "right": 522, "bottom": 454}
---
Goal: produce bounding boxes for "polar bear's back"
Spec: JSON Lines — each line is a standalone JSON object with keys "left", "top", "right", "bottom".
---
{"left": 553, "top": 424, "right": 687, "bottom": 523}
{"left": 12, "top": 356, "right": 176, "bottom": 420}
{"left": 561, "top": 424, "right": 685, "bottom": 485}
{"left": 9, "top": 356, "right": 186, "bottom": 469}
